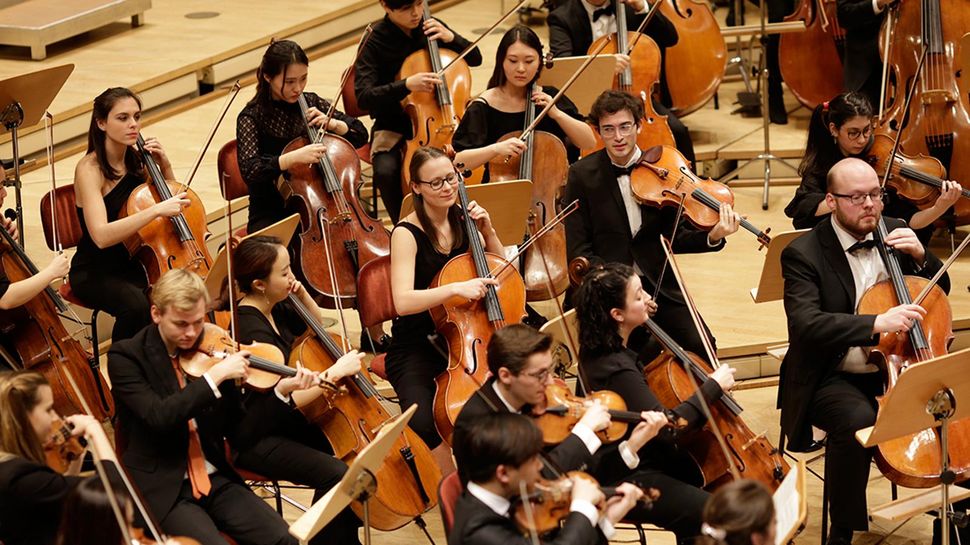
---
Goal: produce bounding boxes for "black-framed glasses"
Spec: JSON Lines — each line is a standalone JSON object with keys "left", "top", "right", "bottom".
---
{"left": 415, "top": 172, "right": 459, "bottom": 191}
{"left": 599, "top": 122, "right": 636, "bottom": 137}
{"left": 844, "top": 125, "right": 873, "bottom": 140}
{"left": 831, "top": 188, "right": 885, "bottom": 205}
{"left": 519, "top": 367, "right": 552, "bottom": 382}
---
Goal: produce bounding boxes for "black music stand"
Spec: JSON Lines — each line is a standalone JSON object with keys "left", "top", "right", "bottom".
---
{"left": 0, "top": 64, "right": 74, "bottom": 245}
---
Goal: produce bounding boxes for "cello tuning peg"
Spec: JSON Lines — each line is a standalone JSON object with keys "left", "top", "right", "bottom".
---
{"left": 544, "top": 51, "right": 555, "bottom": 69}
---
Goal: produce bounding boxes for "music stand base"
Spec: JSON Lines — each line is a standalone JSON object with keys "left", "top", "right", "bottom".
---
{"left": 349, "top": 469, "right": 378, "bottom": 545}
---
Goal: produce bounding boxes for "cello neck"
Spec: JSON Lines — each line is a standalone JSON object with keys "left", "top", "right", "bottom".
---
{"left": 423, "top": 1, "right": 453, "bottom": 109}
{"left": 135, "top": 134, "right": 194, "bottom": 243}
{"left": 614, "top": 0, "right": 632, "bottom": 91}
{"left": 874, "top": 219, "right": 931, "bottom": 354}
{"left": 456, "top": 173, "right": 505, "bottom": 324}
{"left": 297, "top": 94, "right": 344, "bottom": 195}
{"left": 519, "top": 83, "right": 537, "bottom": 180}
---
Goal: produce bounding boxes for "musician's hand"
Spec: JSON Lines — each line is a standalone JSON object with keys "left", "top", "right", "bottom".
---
{"left": 578, "top": 400, "right": 611, "bottom": 433}
{"left": 138, "top": 136, "right": 171, "bottom": 169}
{"left": 305, "top": 106, "right": 327, "bottom": 127}
{"left": 423, "top": 18, "right": 455, "bottom": 43}
{"left": 571, "top": 476, "right": 605, "bottom": 507}
{"left": 450, "top": 277, "right": 499, "bottom": 300}
{"left": 626, "top": 410, "right": 668, "bottom": 451}
{"left": 645, "top": 295, "right": 658, "bottom": 317}
{"left": 466, "top": 199, "right": 495, "bottom": 233}
{"left": 43, "top": 253, "right": 71, "bottom": 282}
{"left": 329, "top": 350, "right": 365, "bottom": 381}
{"left": 711, "top": 363, "right": 736, "bottom": 392}
{"left": 406, "top": 72, "right": 442, "bottom": 93}
{"left": 491, "top": 138, "right": 527, "bottom": 159}
{"left": 883, "top": 227, "right": 925, "bottom": 264}
{"left": 2, "top": 216, "right": 17, "bottom": 241}
{"left": 276, "top": 362, "right": 320, "bottom": 397}
{"left": 153, "top": 192, "right": 191, "bottom": 218}
{"left": 64, "top": 414, "right": 100, "bottom": 437}
{"left": 613, "top": 53, "right": 631, "bottom": 75}
{"left": 209, "top": 351, "right": 251, "bottom": 384}
{"left": 874, "top": 303, "right": 926, "bottom": 334}
{"left": 708, "top": 203, "right": 741, "bottom": 242}
{"left": 603, "top": 482, "right": 644, "bottom": 525}
{"left": 622, "top": 0, "right": 648, "bottom": 11}
{"left": 934, "top": 180, "right": 962, "bottom": 210}
{"left": 531, "top": 88, "right": 560, "bottom": 119}
{"left": 282, "top": 143, "right": 328, "bottom": 170}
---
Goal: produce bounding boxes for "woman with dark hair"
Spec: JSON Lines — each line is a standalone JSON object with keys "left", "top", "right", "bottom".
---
{"left": 71, "top": 87, "right": 188, "bottom": 342}
{"left": 0, "top": 370, "right": 120, "bottom": 545}
{"left": 784, "top": 91, "right": 959, "bottom": 241}
{"left": 236, "top": 39, "right": 368, "bottom": 233}
{"left": 573, "top": 263, "right": 735, "bottom": 545}
{"left": 698, "top": 480, "right": 776, "bottom": 545}
{"left": 452, "top": 24, "right": 595, "bottom": 180}
{"left": 387, "top": 145, "right": 503, "bottom": 471}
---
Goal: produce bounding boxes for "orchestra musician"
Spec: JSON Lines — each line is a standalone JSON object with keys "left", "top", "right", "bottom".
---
{"left": 56, "top": 477, "right": 183, "bottom": 545}
{"left": 106, "top": 269, "right": 302, "bottom": 545}
{"left": 387, "top": 146, "right": 502, "bottom": 472}
{"left": 836, "top": 0, "right": 892, "bottom": 108}
{"left": 698, "top": 480, "right": 777, "bottom": 545}
{"left": 564, "top": 90, "right": 740, "bottom": 359}
{"left": 546, "top": 0, "right": 696, "bottom": 165}
{"left": 574, "top": 262, "right": 736, "bottom": 544}
{"left": 0, "top": 370, "right": 121, "bottom": 545}
{"left": 449, "top": 412, "right": 644, "bottom": 545}
{"left": 71, "top": 87, "right": 189, "bottom": 343}
{"left": 784, "top": 91, "right": 960, "bottom": 244}
{"left": 354, "top": 0, "right": 482, "bottom": 223}
{"left": 778, "top": 158, "right": 948, "bottom": 545}
{"left": 452, "top": 24, "right": 596, "bottom": 177}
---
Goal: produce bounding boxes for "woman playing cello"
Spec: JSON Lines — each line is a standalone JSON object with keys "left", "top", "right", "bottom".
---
{"left": 388, "top": 146, "right": 502, "bottom": 472}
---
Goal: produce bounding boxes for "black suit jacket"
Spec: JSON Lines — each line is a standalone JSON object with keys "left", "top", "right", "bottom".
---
{"left": 108, "top": 325, "right": 291, "bottom": 520}
{"left": 448, "top": 491, "right": 603, "bottom": 545}
{"left": 835, "top": 0, "right": 883, "bottom": 92}
{"left": 778, "top": 216, "right": 949, "bottom": 450}
{"left": 564, "top": 149, "right": 723, "bottom": 304}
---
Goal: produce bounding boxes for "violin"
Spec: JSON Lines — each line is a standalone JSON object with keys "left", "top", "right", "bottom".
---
{"left": 656, "top": 0, "right": 726, "bottom": 115}
{"left": 0, "top": 220, "right": 114, "bottom": 420}
{"left": 280, "top": 93, "right": 390, "bottom": 307}
{"left": 865, "top": 132, "right": 970, "bottom": 209}
{"left": 397, "top": 0, "right": 472, "bottom": 196}
{"left": 630, "top": 145, "right": 772, "bottom": 247}
{"left": 488, "top": 82, "right": 571, "bottom": 301}
{"left": 430, "top": 167, "right": 527, "bottom": 443}
{"left": 778, "top": 0, "right": 845, "bottom": 108}
{"left": 511, "top": 471, "right": 659, "bottom": 534}
{"left": 285, "top": 294, "right": 442, "bottom": 530}
{"left": 44, "top": 417, "right": 87, "bottom": 473}
{"left": 532, "top": 380, "right": 686, "bottom": 445}
{"left": 121, "top": 135, "right": 212, "bottom": 283}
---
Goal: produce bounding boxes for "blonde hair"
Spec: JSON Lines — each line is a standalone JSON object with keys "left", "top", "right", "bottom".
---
{"left": 0, "top": 371, "right": 49, "bottom": 464}
{"left": 151, "top": 269, "right": 210, "bottom": 313}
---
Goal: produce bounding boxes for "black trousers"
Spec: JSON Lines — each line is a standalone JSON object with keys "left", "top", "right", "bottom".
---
{"left": 616, "top": 457, "right": 708, "bottom": 544}
{"left": 372, "top": 146, "right": 405, "bottom": 224}
{"left": 234, "top": 417, "right": 362, "bottom": 545}
{"left": 69, "top": 261, "right": 151, "bottom": 342}
{"left": 653, "top": 100, "right": 696, "bottom": 167}
{"left": 160, "top": 473, "right": 297, "bottom": 545}
{"left": 810, "top": 371, "right": 881, "bottom": 533}
{"left": 384, "top": 342, "right": 448, "bottom": 449}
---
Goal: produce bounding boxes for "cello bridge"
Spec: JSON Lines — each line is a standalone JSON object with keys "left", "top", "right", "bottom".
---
{"left": 741, "top": 431, "right": 768, "bottom": 451}
{"left": 922, "top": 90, "right": 957, "bottom": 105}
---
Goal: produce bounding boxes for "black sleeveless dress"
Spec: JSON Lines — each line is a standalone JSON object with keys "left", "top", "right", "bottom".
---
{"left": 384, "top": 221, "right": 469, "bottom": 449}
{"left": 68, "top": 171, "right": 151, "bottom": 342}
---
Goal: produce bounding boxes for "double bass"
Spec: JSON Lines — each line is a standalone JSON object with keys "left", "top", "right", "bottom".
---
{"left": 778, "top": 0, "right": 845, "bottom": 108}
{"left": 658, "top": 0, "right": 726, "bottom": 115}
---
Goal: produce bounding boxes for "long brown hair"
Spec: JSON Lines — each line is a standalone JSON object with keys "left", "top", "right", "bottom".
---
{"left": 0, "top": 371, "right": 49, "bottom": 464}
{"left": 87, "top": 87, "right": 145, "bottom": 182}
{"left": 407, "top": 146, "right": 466, "bottom": 253}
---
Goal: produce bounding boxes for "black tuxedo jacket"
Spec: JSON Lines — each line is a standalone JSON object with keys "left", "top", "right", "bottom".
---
{"left": 107, "top": 325, "right": 291, "bottom": 520}
{"left": 448, "top": 491, "right": 603, "bottom": 545}
{"left": 836, "top": 0, "right": 883, "bottom": 92}
{"left": 778, "top": 216, "right": 948, "bottom": 450}
{"left": 563, "top": 149, "right": 723, "bottom": 304}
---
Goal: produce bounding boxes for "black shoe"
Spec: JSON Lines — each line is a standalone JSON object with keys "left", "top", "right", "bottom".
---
{"left": 825, "top": 538, "right": 851, "bottom": 545}
{"left": 360, "top": 331, "right": 391, "bottom": 354}
{"left": 826, "top": 526, "right": 853, "bottom": 545}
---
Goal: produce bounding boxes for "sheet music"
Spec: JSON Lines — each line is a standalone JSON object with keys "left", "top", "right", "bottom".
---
{"left": 774, "top": 462, "right": 804, "bottom": 545}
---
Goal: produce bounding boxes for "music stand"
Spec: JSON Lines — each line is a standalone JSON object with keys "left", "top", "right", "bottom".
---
{"left": 538, "top": 55, "right": 618, "bottom": 115}
{"left": 400, "top": 179, "right": 533, "bottom": 243}
{"left": 203, "top": 213, "right": 300, "bottom": 301}
{"left": 0, "top": 64, "right": 74, "bottom": 245}
{"left": 289, "top": 404, "right": 417, "bottom": 545}
{"left": 855, "top": 347, "right": 970, "bottom": 545}
{"left": 750, "top": 229, "right": 807, "bottom": 303}
{"left": 774, "top": 459, "right": 807, "bottom": 545}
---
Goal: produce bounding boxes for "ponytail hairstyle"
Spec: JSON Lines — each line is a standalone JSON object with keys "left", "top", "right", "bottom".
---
{"left": 407, "top": 146, "right": 466, "bottom": 253}
{"left": 574, "top": 263, "right": 636, "bottom": 361}
{"left": 697, "top": 480, "right": 776, "bottom": 545}
{"left": 233, "top": 235, "right": 285, "bottom": 295}
{"left": 798, "top": 91, "right": 873, "bottom": 177}
{"left": 250, "top": 39, "right": 309, "bottom": 109}
{"left": 487, "top": 24, "right": 545, "bottom": 90}
{"left": 87, "top": 87, "right": 144, "bottom": 182}
{"left": 0, "top": 371, "right": 50, "bottom": 464}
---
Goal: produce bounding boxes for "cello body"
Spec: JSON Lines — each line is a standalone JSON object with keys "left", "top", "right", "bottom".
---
{"left": 659, "top": 0, "right": 726, "bottom": 115}
{"left": 778, "top": 0, "right": 845, "bottom": 108}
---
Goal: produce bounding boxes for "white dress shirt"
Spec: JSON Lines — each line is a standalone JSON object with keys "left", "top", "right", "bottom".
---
{"left": 581, "top": 0, "right": 650, "bottom": 42}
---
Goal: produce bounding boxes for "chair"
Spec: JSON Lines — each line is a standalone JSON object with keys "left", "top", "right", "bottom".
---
{"left": 356, "top": 255, "right": 396, "bottom": 381}
{"left": 223, "top": 443, "right": 308, "bottom": 515}
{"left": 216, "top": 139, "right": 249, "bottom": 238}
{"left": 438, "top": 471, "right": 462, "bottom": 535}
{"left": 340, "top": 67, "right": 379, "bottom": 214}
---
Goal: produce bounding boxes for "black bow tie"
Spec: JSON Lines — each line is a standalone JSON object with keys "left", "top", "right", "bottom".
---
{"left": 846, "top": 239, "right": 877, "bottom": 254}
{"left": 592, "top": 3, "right": 615, "bottom": 21}
{"left": 612, "top": 163, "right": 634, "bottom": 177}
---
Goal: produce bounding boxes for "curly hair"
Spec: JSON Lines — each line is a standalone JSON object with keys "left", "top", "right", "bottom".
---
{"left": 574, "top": 262, "right": 636, "bottom": 361}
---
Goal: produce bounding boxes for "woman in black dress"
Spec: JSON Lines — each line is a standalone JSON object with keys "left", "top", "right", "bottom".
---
{"left": 0, "top": 370, "right": 119, "bottom": 545}
{"left": 71, "top": 87, "right": 189, "bottom": 343}
{"left": 452, "top": 24, "right": 595, "bottom": 179}
{"left": 784, "top": 91, "right": 960, "bottom": 243}
{"left": 574, "top": 262, "right": 735, "bottom": 544}
{"left": 387, "top": 146, "right": 504, "bottom": 472}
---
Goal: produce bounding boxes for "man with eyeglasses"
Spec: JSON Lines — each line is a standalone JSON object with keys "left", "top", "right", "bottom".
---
{"left": 778, "top": 157, "right": 949, "bottom": 545}
{"left": 564, "top": 89, "right": 741, "bottom": 361}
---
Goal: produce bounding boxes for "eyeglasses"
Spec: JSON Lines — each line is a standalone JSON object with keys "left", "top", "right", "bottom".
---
{"left": 831, "top": 188, "right": 885, "bottom": 205}
{"left": 599, "top": 122, "right": 636, "bottom": 137}
{"left": 844, "top": 125, "right": 873, "bottom": 141}
{"left": 520, "top": 367, "right": 552, "bottom": 382}
{"left": 415, "top": 172, "right": 459, "bottom": 191}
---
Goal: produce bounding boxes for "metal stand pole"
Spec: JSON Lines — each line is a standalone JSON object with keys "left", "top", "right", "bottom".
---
{"left": 350, "top": 469, "right": 378, "bottom": 545}
{"left": 2, "top": 101, "right": 25, "bottom": 246}
{"left": 928, "top": 388, "right": 957, "bottom": 545}
{"left": 725, "top": 0, "right": 755, "bottom": 93}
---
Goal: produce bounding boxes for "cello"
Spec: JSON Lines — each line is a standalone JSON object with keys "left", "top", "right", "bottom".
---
{"left": 778, "top": 0, "right": 845, "bottom": 108}
{"left": 431, "top": 166, "right": 527, "bottom": 443}
{"left": 122, "top": 134, "right": 213, "bottom": 283}
{"left": 280, "top": 92, "right": 390, "bottom": 307}
{"left": 285, "top": 293, "right": 442, "bottom": 530}
{"left": 398, "top": 0, "right": 472, "bottom": 196}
